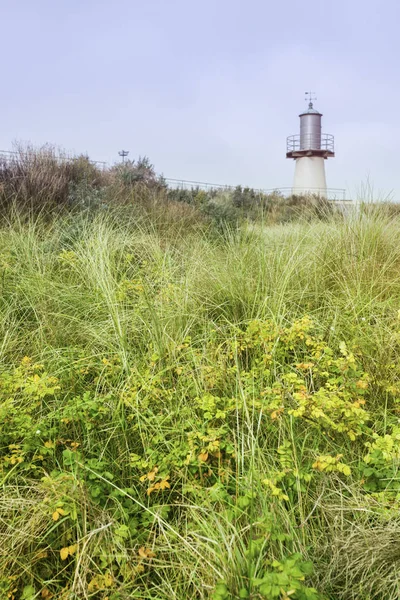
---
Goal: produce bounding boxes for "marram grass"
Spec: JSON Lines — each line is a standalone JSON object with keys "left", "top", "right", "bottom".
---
{"left": 1, "top": 207, "right": 400, "bottom": 599}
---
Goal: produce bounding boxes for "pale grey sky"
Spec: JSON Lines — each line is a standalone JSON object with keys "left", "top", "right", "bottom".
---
{"left": 2, "top": 0, "right": 400, "bottom": 199}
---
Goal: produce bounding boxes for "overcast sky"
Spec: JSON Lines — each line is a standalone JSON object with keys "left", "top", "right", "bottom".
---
{"left": 2, "top": 0, "right": 399, "bottom": 199}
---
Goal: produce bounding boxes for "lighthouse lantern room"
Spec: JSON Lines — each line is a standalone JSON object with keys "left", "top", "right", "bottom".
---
{"left": 286, "top": 93, "right": 334, "bottom": 198}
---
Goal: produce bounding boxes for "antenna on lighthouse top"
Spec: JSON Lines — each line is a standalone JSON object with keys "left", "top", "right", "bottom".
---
{"left": 305, "top": 91, "right": 317, "bottom": 109}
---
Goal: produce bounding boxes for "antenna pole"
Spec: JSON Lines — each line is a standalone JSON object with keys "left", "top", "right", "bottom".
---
{"left": 118, "top": 150, "right": 129, "bottom": 164}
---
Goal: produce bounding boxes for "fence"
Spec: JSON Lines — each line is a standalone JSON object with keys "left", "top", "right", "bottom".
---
{"left": 164, "top": 179, "right": 347, "bottom": 202}
{"left": 0, "top": 150, "right": 108, "bottom": 170}
{"left": 286, "top": 133, "right": 335, "bottom": 153}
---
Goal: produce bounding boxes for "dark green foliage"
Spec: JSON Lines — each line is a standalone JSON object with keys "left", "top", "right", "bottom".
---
{"left": 0, "top": 144, "right": 338, "bottom": 227}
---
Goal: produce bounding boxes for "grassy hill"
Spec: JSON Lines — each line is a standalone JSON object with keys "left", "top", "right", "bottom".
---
{"left": 1, "top": 149, "right": 400, "bottom": 599}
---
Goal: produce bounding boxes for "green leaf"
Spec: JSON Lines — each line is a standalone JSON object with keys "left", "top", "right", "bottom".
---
{"left": 62, "top": 448, "right": 79, "bottom": 466}
{"left": 301, "top": 560, "right": 314, "bottom": 576}
{"left": 115, "top": 524, "right": 129, "bottom": 539}
{"left": 214, "top": 583, "right": 228, "bottom": 594}
{"left": 276, "top": 572, "right": 290, "bottom": 586}
{"left": 363, "top": 467, "right": 375, "bottom": 476}
{"left": 90, "top": 486, "right": 102, "bottom": 497}
{"left": 304, "top": 587, "right": 320, "bottom": 599}
{"left": 259, "top": 582, "right": 280, "bottom": 597}
{"left": 237, "top": 495, "right": 250, "bottom": 508}
{"left": 21, "top": 585, "right": 36, "bottom": 600}
{"left": 288, "top": 566, "right": 306, "bottom": 579}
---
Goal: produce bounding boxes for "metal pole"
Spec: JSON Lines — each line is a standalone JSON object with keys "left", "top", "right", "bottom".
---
{"left": 118, "top": 150, "right": 129, "bottom": 164}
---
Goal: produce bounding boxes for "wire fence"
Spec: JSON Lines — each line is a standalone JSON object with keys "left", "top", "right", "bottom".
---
{"left": 0, "top": 150, "right": 108, "bottom": 169}
{"left": 164, "top": 179, "right": 347, "bottom": 201}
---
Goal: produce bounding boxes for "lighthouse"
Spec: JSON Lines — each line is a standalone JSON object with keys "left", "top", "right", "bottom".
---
{"left": 286, "top": 94, "right": 334, "bottom": 198}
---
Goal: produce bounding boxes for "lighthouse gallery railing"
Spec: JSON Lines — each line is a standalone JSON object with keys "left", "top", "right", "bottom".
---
{"left": 286, "top": 133, "right": 334, "bottom": 153}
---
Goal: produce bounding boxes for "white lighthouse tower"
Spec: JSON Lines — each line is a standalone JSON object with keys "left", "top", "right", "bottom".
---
{"left": 286, "top": 93, "right": 334, "bottom": 197}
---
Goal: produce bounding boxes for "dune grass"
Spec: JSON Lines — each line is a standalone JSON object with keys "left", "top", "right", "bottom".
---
{"left": 1, "top": 205, "right": 400, "bottom": 599}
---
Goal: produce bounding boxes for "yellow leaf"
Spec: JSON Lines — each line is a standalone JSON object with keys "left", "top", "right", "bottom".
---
{"left": 141, "top": 467, "right": 158, "bottom": 482}
{"left": 138, "top": 546, "right": 156, "bottom": 559}
{"left": 68, "top": 544, "right": 77, "bottom": 555}
{"left": 52, "top": 511, "right": 60, "bottom": 521}
{"left": 147, "top": 467, "right": 158, "bottom": 481}
{"left": 44, "top": 440, "right": 55, "bottom": 449}
{"left": 270, "top": 409, "right": 283, "bottom": 420}
{"left": 159, "top": 478, "right": 171, "bottom": 491}
{"left": 56, "top": 507, "right": 67, "bottom": 516}
{"left": 88, "top": 578, "right": 99, "bottom": 593}
{"left": 356, "top": 380, "right": 368, "bottom": 390}
{"left": 103, "top": 573, "right": 113, "bottom": 587}
{"left": 198, "top": 452, "right": 208, "bottom": 462}
{"left": 60, "top": 547, "right": 69, "bottom": 560}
